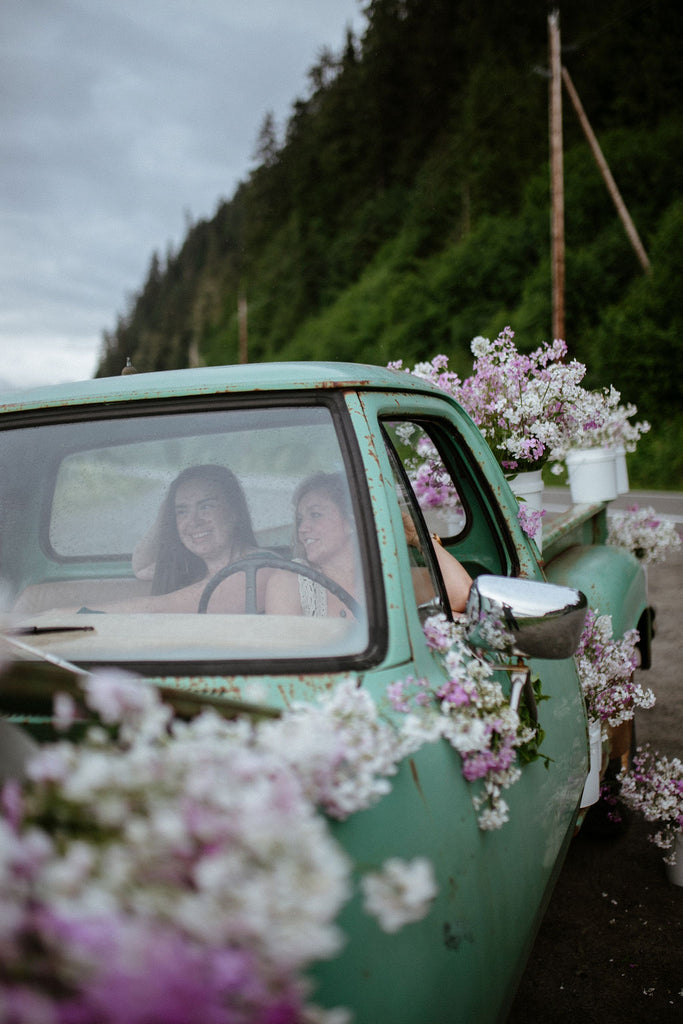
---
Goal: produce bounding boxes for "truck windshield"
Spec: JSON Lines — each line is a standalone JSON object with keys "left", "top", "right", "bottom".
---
{"left": 0, "top": 403, "right": 372, "bottom": 672}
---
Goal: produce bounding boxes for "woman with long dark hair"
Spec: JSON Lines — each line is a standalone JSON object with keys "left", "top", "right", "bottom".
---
{"left": 147, "top": 464, "right": 258, "bottom": 595}
{"left": 96, "top": 464, "right": 264, "bottom": 614}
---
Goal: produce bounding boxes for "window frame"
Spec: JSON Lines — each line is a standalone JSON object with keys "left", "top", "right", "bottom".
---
{"left": 379, "top": 411, "right": 518, "bottom": 581}
{"left": 1, "top": 390, "right": 389, "bottom": 677}
{"left": 381, "top": 428, "right": 454, "bottom": 622}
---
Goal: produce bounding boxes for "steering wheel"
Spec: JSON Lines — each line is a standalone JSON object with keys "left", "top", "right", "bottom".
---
{"left": 197, "top": 552, "right": 362, "bottom": 617}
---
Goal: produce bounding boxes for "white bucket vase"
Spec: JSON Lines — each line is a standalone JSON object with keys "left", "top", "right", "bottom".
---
{"left": 423, "top": 506, "right": 466, "bottom": 539}
{"left": 665, "top": 834, "right": 683, "bottom": 887}
{"left": 580, "top": 719, "right": 603, "bottom": 808}
{"left": 612, "top": 445, "right": 629, "bottom": 494}
{"left": 566, "top": 447, "right": 618, "bottom": 504}
{"left": 509, "top": 468, "right": 544, "bottom": 550}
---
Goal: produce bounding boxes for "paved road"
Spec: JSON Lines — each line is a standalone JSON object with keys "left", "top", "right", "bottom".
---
{"left": 543, "top": 487, "right": 683, "bottom": 524}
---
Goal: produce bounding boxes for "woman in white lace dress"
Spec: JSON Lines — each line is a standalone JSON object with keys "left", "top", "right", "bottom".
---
{"left": 265, "top": 473, "right": 360, "bottom": 619}
{"left": 265, "top": 472, "right": 472, "bottom": 619}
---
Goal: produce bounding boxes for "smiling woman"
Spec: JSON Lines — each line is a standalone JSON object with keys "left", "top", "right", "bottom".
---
{"left": 149, "top": 464, "right": 259, "bottom": 595}
{"left": 265, "top": 472, "right": 361, "bottom": 618}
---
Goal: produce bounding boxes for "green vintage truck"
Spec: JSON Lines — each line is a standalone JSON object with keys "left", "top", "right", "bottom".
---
{"left": 0, "top": 362, "right": 651, "bottom": 1022}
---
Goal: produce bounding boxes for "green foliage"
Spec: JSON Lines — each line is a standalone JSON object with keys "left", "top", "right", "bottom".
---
{"left": 95, "top": 0, "right": 683, "bottom": 487}
{"left": 588, "top": 199, "right": 683, "bottom": 489}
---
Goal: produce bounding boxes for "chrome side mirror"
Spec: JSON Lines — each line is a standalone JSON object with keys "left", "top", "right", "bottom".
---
{"left": 465, "top": 575, "right": 588, "bottom": 660}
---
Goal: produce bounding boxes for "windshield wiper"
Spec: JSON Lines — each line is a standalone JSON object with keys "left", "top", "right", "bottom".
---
{"left": 2, "top": 633, "right": 89, "bottom": 675}
{"left": 10, "top": 625, "right": 95, "bottom": 636}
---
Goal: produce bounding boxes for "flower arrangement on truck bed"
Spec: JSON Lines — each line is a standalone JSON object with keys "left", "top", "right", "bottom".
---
{"left": 390, "top": 326, "right": 649, "bottom": 475}
{"left": 389, "top": 325, "right": 651, "bottom": 539}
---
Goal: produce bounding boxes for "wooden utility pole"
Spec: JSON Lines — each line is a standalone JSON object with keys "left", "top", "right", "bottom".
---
{"left": 561, "top": 66, "right": 651, "bottom": 274}
{"left": 238, "top": 294, "right": 248, "bottom": 364}
{"left": 548, "top": 10, "right": 565, "bottom": 341}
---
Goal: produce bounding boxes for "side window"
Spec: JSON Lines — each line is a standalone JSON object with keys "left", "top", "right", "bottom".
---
{"left": 382, "top": 415, "right": 514, "bottom": 581}
{"left": 383, "top": 421, "right": 467, "bottom": 540}
{"left": 382, "top": 425, "right": 451, "bottom": 622}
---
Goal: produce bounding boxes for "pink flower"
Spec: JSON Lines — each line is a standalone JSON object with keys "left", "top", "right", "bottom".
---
{"left": 1, "top": 778, "right": 24, "bottom": 830}
{"left": 387, "top": 680, "right": 409, "bottom": 712}
{"left": 517, "top": 505, "right": 545, "bottom": 539}
{"left": 437, "top": 679, "right": 472, "bottom": 708}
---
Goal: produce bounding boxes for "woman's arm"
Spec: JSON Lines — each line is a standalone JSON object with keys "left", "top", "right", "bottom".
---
{"left": 264, "top": 569, "right": 303, "bottom": 615}
{"left": 131, "top": 511, "right": 162, "bottom": 580}
{"left": 431, "top": 535, "right": 472, "bottom": 614}
{"left": 402, "top": 511, "right": 472, "bottom": 614}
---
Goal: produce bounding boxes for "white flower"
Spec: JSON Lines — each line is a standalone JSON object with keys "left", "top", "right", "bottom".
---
{"left": 26, "top": 744, "right": 74, "bottom": 785}
{"left": 470, "top": 336, "right": 490, "bottom": 357}
{"left": 398, "top": 711, "right": 447, "bottom": 752}
{"left": 361, "top": 857, "right": 438, "bottom": 933}
{"left": 575, "top": 611, "right": 652, "bottom": 727}
{"left": 40, "top": 840, "right": 96, "bottom": 898}
{"left": 52, "top": 692, "right": 77, "bottom": 732}
{"left": 619, "top": 746, "right": 683, "bottom": 861}
{"left": 394, "top": 421, "right": 417, "bottom": 444}
{"left": 389, "top": 616, "right": 546, "bottom": 829}
{"left": 259, "top": 677, "right": 405, "bottom": 820}
{"left": 85, "top": 669, "right": 159, "bottom": 724}
{"left": 476, "top": 799, "right": 511, "bottom": 831}
{"left": 1, "top": 670, "right": 455, "bottom": 1020}
{"left": 396, "top": 330, "right": 648, "bottom": 479}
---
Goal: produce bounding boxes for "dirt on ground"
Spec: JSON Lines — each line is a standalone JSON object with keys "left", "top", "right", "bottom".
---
{"left": 507, "top": 535, "right": 683, "bottom": 1023}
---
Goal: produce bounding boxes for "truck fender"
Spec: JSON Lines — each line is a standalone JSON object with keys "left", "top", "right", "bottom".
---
{"left": 544, "top": 543, "right": 652, "bottom": 668}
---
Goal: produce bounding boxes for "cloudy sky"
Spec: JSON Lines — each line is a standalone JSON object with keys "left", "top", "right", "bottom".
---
{"left": 0, "top": 0, "right": 366, "bottom": 391}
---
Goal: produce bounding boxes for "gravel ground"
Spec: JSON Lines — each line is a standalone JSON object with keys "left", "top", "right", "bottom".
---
{"left": 507, "top": 533, "right": 683, "bottom": 1023}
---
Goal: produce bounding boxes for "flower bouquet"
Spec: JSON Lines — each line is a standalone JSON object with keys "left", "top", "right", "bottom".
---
{"left": 619, "top": 745, "right": 683, "bottom": 867}
{"left": 0, "top": 670, "right": 440, "bottom": 1023}
{"left": 390, "top": 325, "right": 649, "bottom": 477}
{"left": 389, "top": 327, "right": 617, "bottom": 540}
{"left": 458, "top": 327, "right": 597, "bottom": 472}
{"left": 607, "top": 505, "right": 681, "bottom": 566}
{"left": 573, "top": 610, "right": 654, "bottom": 807}
{"left": 388, "top": 614, "right": 544, "bottom": 831}
{"left": 561, "top": 386, "right": 650, "bottom": 501}
{"left": 392, "top": 328, "right": 595, "bottom": 473}
{"left": 574, "top": 609, "right": 654, "bottom": 732}
{"left": 388, "top": 419, "right": 465, "bottom": 535}
{"left": 574, "top": 385, "right": 650, "bottom": 455}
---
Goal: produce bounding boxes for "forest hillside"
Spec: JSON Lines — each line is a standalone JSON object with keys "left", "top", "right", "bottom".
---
{"left": 96, "top": 0, "right": 683, "bottom": 487}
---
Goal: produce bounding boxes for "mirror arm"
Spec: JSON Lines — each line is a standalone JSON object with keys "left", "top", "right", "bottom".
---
{"left": 479, "top": 657, "right": 537, "bottom": 721}
{"left": 509, "top": 664, "right": 529, "bottom": 714}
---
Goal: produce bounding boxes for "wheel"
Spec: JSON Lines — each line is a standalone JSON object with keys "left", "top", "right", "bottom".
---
{"left": 197, "top": 551, "right": 362, "bottom": 617}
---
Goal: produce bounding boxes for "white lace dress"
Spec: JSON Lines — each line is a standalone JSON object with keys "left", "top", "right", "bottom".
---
{"left": 298, "top": 574, "right": 327, "bottom": 617}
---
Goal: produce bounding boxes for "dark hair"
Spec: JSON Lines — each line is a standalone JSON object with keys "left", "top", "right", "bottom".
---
{"left": 152, "top": 464, "right": 257, "bottom": 595}
{"left": 292, "top": 472, "right": 352, "bottom": 559}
